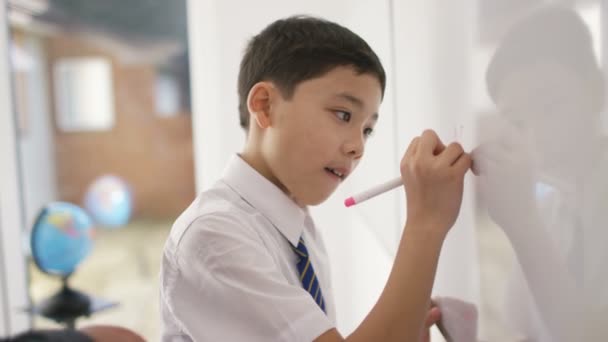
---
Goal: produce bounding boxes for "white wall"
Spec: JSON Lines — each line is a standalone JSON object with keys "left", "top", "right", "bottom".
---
{"left": 16, "top": 35, "right": 57, "bottom": 233}
{"left": 392, "top": 0, "right": 480, "bottom": 304}
{"left": 187, "top": 0, "right": 480, "bottom": 337}
{"left": 0, "top": 1, "right": 31, "bottom": 336}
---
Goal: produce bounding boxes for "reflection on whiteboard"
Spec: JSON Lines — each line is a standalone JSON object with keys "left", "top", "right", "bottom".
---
{"left": 474, "top": 5, "right": 608, "bottom": 341}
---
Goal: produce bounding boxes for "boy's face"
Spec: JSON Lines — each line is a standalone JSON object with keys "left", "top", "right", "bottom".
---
{"left": 260, "top": 66, "right": 382, "bottom": 206}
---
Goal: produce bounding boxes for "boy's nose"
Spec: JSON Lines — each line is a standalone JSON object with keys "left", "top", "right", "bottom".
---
{"left": 343, "top": 134, "right": 365, "bottom": 159}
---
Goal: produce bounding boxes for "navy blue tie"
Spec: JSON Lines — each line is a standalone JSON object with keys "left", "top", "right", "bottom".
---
{"left": 292, "top": 237, "right": 326, "bottom": 313}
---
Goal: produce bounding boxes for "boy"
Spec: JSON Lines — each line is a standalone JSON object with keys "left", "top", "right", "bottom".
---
{"left": 160, "top": 15, "right": 471, "bottom": 341}
{"left": 476, "top": 5, "right": 608, "bottom": 341}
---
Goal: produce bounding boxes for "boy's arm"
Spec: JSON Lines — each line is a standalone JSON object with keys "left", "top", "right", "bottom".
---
{"left": 315, "top": 224, "right": 444, "bottom": 342}
{"left": 316, "top": 130, "right": 471, "bottom": 342}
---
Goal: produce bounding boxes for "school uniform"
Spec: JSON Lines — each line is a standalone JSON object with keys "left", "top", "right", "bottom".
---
{"left": 160, "top": 155, "right": 336, "bottom": 341}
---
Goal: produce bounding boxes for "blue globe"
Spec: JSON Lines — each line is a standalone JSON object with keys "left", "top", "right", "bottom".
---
{"left": 31, "top": 202, "right": 94, "bottom": 277}
{"left": 84, "top": 175, "right": 132, "bottom": 228}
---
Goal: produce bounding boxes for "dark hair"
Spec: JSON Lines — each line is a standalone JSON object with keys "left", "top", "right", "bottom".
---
{"left": 486, "top": 5, "right": 604, "bottom": 111}
{"left": 237, "top": 15, "right": 386, "bottom": 129}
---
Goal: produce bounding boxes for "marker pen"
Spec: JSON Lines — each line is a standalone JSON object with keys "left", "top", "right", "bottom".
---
{"left": 344, "top": 176, "right": 402, "bottom": 207}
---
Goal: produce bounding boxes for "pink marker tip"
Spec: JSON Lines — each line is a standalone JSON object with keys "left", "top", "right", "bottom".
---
{"left": 344, "top": 197, "right": 356, "bottom": 207}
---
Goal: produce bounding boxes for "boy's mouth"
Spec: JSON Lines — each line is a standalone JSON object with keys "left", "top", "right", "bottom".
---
{"left": 324, "top": 167, "right": 347, "bottom": 180}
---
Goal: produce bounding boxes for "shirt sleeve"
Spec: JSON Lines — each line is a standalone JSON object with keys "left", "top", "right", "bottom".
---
{"left": 161, "top": 213, "right": 334, "bottom": 342}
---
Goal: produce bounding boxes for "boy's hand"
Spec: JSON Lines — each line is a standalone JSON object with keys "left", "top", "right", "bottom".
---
{"left": 400, "top": 129, "right": 471, "bottom": 235}
{"left": 420, "top": 304, "right": 441, "bottom": 342}
{"left": 433, "top": 296, "right": 479, "bottom": 342}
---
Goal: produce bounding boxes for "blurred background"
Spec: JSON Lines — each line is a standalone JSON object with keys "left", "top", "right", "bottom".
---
{"left": 0, "top": 0, "right": 606, "bottom": 341}
{"left": 2, "top": 0, "right": 192, "bottom": 339}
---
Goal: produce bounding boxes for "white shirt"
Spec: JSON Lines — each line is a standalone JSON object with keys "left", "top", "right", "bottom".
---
{"left": 160, "top": 155, "right": 336, "bottom": 342}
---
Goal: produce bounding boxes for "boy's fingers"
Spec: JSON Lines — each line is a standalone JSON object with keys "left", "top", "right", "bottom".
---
{"left": 420, "top": 329, "right": 430, "bottom": 342}
{"left": 419, "top": 306, "right": 440, "bottom": 342}
{"left": 418, "top": 130, "right": 445, "bottom": 156}
{"left": 424, "top": 306, "right": 441, "bottom": 327}
{"left": 434, "top": 140, "right": 446, "bottom": 155}
{"left": 438, "top": 142, "right": 465, "bottom": 167}
{"left": 453, "top": 152, "right": 472, "bottom": 175}
{"left": 405, "top": 136, "right": 420, "bottom": 158}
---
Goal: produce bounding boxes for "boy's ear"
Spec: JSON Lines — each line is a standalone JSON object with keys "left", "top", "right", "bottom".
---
{"left": 247, "top": 82, "right": 276, "bottom": 129}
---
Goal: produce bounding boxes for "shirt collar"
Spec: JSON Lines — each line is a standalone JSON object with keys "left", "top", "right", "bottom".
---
{"left": 221, "top": 154, "right": 307, "bottom": 247}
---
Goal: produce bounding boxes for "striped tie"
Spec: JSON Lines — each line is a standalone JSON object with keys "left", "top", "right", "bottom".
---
{"left": 293, "top": 237, "right": 326, "bottom": 313}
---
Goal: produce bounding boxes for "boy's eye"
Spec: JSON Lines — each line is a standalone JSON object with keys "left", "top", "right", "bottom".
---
{"left": 363, "top": 127, "right": 374, "bottom": 138}
{"left": 335, "top": 111, "right": 351, "bottom": 122}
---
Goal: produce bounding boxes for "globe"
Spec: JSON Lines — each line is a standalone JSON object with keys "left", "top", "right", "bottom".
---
{"left": 31, "top": 202, "right": 94, "bottom": 277}
{"left": 30, "top": 202, "right": 116, "bottom": 328}
{"left": 84, "top": 175, "right": 132, "bottom": 228}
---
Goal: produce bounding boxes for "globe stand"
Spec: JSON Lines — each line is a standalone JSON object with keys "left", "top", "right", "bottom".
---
{"left": 31, "top": 276, "right": 117, "bottom": 329}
